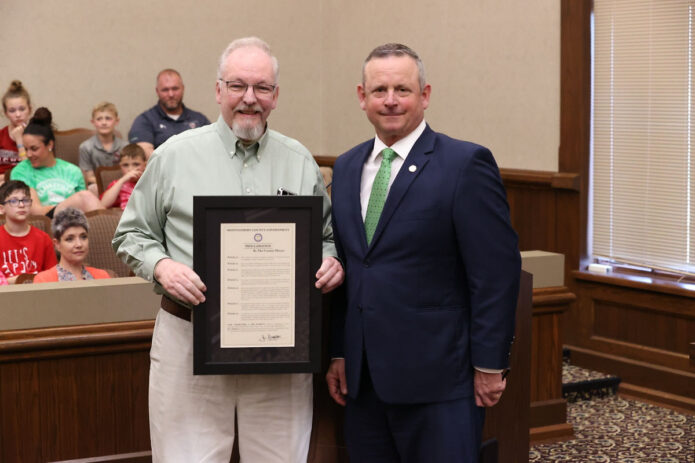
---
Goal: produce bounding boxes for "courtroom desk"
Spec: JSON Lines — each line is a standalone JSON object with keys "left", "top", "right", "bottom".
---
{"left": 481, "top": 270, "right": 533, "bottom": 463}
{"left": 0, "top": 272, "right": 538, "bottom": 462}
{"left": 0, "top": 278, "right": 158, "bottom": 462}
{"left": 529, "top": 286, "right": 575, "bottom": 443}
{"left": 518, "top": 251, "right": 576, "bottom": 443}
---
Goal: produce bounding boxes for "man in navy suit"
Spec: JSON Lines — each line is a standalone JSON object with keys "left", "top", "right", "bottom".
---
{"left": 326, "top": 43, "right": 521, "bottom": 462}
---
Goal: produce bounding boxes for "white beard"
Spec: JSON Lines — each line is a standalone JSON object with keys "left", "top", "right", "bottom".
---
{"left": 232, "top": 119, "right": 265, "bottom": 142}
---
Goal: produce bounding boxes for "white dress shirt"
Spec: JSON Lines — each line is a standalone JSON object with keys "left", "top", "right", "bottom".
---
{"left": 360, "top": 119, "right": 427, "bottom": 220}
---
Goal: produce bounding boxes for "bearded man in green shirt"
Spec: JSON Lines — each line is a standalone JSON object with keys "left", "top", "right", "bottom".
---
{"left": 113, "top": 37, "right": 344, "bottom": 463}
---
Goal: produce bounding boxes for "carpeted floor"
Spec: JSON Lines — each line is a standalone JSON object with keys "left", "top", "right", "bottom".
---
{"left": 529, "top": 361, "right": 695, "bottom": 462}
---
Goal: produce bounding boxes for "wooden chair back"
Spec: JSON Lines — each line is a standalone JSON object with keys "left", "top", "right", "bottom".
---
{"left": 95, "top": 165, "right": 123, "bottom": 196}
{"left": 15, "top": 273, "right": 36, "bottom": 284}
{"left": 0, "top": 214, "right": 52, "bottom": 235}
{"left": 54, "top": 128, "right": 94, "bottom": 166}
{"left": 84, "top": 209, "right": 131, "bottom": 277}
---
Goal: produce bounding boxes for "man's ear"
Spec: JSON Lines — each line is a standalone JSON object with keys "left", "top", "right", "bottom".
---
{"left": 420, "top": 84, "right": 432, "bottom": 111}
{"left": 357, "top": 85, "right": 367, "bottom": 111}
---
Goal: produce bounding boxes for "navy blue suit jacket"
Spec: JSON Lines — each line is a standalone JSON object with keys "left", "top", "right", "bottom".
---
{"left": 331, "top": 125, "right": 521, "bottom": 404}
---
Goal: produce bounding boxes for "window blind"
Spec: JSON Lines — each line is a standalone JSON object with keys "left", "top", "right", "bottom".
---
{"left": 592, "top": 0, "right": 695, "bottom": 273}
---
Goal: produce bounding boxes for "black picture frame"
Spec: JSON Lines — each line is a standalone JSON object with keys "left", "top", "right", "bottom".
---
{"left": 192, "top": 196, "right": 323, "bottom": 375}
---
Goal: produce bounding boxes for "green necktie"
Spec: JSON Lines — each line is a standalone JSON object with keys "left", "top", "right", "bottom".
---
{"left": 364, "top": 148, "right": 398, "bottom": 245}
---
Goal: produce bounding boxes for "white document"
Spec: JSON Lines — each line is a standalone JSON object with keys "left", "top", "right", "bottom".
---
{"left": 220, "top": 223, "right": 295, "bottom": 348}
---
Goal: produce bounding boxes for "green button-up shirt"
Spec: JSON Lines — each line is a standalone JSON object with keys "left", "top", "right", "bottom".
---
{"left": 112, "top": 115, "right": 336, "bottom": 300}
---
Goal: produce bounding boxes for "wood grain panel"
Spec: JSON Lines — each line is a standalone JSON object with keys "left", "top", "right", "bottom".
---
{"left": 39, "top": 356, "right": 90, "bottom": 460}
{"left": 0, "top": 361, "right": 42, "bottom": 462}
{"left": 0, "top": 324, "right": 152, "bottom": 462}
{"left": 529, "top": 287, "right": 574, "bottom": 438}
{"left": 569, "top": 278, "right": 695, "bottom": 368}
{"left": 568, "top": 345, "right": 695, "bottom": 406}
{"left": 593, "top": 301, "right": 693, "bottom": 354}
{"left": 504, "top": 185, "right": 557, "bottom": 252}
{"left": 529, "top": 399, "right": 568, "bottom": 429}
{"left": 531, "top": 314, "right": 563, "bottom": 402}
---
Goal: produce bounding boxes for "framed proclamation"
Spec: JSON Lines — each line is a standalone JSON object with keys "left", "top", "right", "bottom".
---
{"left": 192, "top": 196, "right": 323, "bottom": 375}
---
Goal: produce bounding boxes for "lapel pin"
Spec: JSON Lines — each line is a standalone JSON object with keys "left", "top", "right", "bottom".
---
{"left": 408, "top": 165, "right": 417, "bottom": 173}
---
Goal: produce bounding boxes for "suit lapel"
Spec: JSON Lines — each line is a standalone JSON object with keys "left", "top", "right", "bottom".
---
{"left": 346, "top": 141, "right": 374, "bottom": 254}
{"left": 368, "top": 126, "right": 436, "bottom": 251}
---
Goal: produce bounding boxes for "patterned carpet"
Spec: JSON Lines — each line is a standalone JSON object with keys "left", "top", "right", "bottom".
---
{"left": 529, "top": 361, "right": 695, "bottom": 462}
{"left": 562, "top": 362, "right": 621, "bottom": 403}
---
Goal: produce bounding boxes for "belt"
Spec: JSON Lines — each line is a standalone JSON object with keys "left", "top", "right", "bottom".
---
{"left": 161, "top": 295, "right": 192, "bottom": 322}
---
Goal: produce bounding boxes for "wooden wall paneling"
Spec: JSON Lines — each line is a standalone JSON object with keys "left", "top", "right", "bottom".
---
{"left": 0, "top": 361, "right": 42, "bottom": 462}
{"left": 577, "top": 279, "right": 695, "bottom": 369}
{"left": 95, "top": 353, "right": 123, "bottom": 453}
{"left": 0, "top": 323, "right": 153, "bottom": 462}
{"left": 504, "top": 185, "right": 557, "bottom": 252}
{"left": 555, "top": 190, "right": 582, "bottom": 278}
{"left": 129, "top": 351, "right": 152, "bottom": 451}
{"left": 531, "top": 303, "right": 564, "bottom": 402}
{"left": 94, "top": 352, "right": 150, "bottom": 454}
{"left": 559, "top": 0, "right": 591, "bottom": 273}
{"left": 593, "top": 302, "right": 691, "bottom": 356}
{"left": 500, "top": 169, "right": 581, "bottom": 255}
{"left": 566, "top": 276, "right": 695, "bottom": 410}
{"left": 39, "top": 356, "right": 98, "bottom": 461}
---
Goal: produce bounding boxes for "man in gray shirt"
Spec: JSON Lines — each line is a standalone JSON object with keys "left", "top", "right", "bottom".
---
{"left": 113, "top": 37, "right": 344, "bottom": 462}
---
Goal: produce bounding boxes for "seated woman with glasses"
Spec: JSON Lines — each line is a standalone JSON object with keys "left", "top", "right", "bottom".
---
{"left": 34, "top": 207, "right": 110, "bottom": 283}
{"left": 9, "top": 107, "right": 103, "bottom": 218}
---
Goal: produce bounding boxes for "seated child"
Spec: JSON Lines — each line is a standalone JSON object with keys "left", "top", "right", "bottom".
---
{"left": 0, "top": 180, "right": 57, "bottom": 283}
{"left": 100, "top": 144, "right": 146, "bottom": 209}
{"left": 78, "top": 102, "right": 127, "bottom": 195}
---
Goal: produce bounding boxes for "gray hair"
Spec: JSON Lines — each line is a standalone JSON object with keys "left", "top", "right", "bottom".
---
{"left": 362, "top": 43, "right": 426, "bottom": 91}
{"left": 52, "top": 207, "right": 89, "bottom": 240}
{"left": 216, "top": 37, "right": 279, "bottom": 83}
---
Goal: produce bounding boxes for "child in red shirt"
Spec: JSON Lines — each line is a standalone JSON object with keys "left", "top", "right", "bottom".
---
{"left": 100, "top": 144, "right": 146, "bottom": 210}
{"left": 0, "top": 180, "right": 56, "bottom": 282}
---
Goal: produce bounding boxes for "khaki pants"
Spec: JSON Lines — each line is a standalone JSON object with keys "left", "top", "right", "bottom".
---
{"left": 149, "top": 309, "right": 313, "bottom": 463}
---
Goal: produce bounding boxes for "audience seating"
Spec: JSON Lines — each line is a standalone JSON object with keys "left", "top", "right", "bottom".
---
{"left": 54, "top": 128, "right": 124, "bottom": 168}
{"left": 84, "top": 209, "right": 131, "bottom": 277}
{"left": 54, "top": 128, "right": 94, "bottom": 166}
{"left": 0, "top": 214, "right": 52, "bottom": 235}
{"left": 95, "top": 165, "right": 123, "bottom": 196}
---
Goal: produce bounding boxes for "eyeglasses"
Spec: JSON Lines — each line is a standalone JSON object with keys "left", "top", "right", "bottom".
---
{"left": 219, "top": 80, "right": 276, "bottom": 97}
{"left": 2, "top": 197, "right": 32, "bottom": 207}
